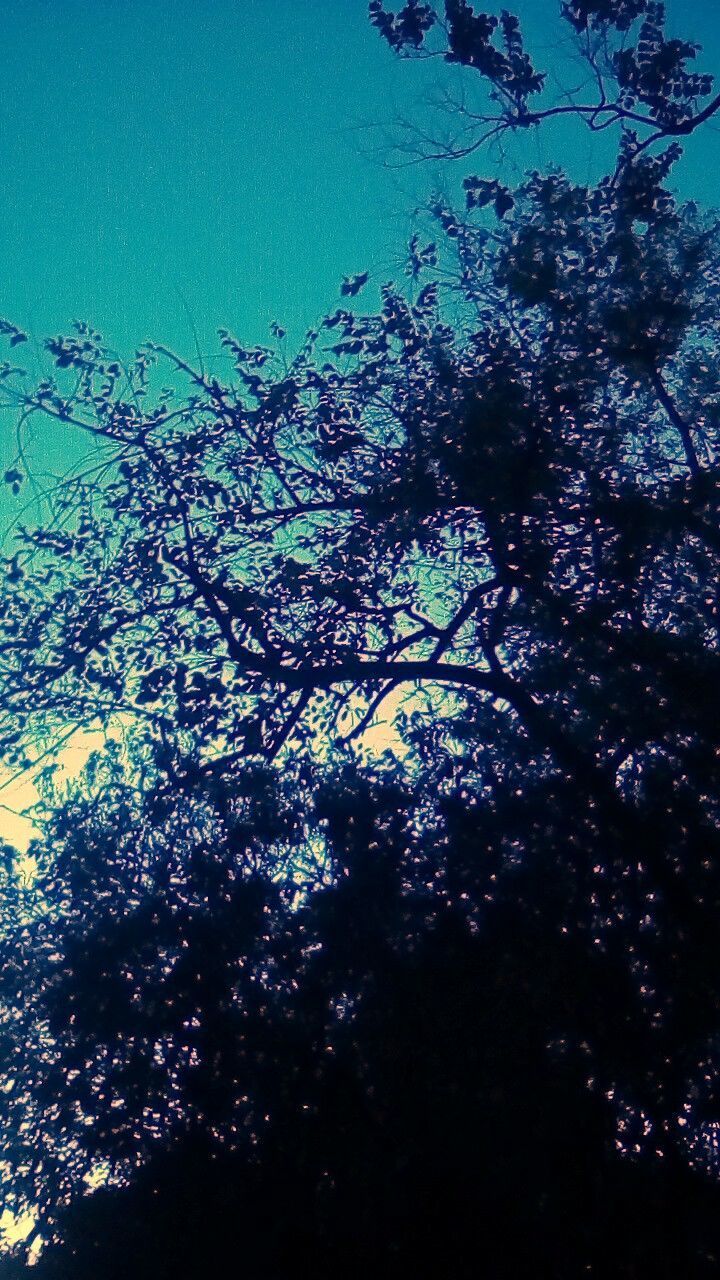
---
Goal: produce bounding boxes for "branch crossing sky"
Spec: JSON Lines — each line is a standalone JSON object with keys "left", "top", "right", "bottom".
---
{"left": 0, "top": 0, "right": 718, "bottom": 849}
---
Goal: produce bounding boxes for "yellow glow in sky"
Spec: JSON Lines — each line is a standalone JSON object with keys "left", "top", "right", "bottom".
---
{"left": 0, "top": 721, "right": 126, "bottom": 852}
{"left": 0, "top": 1206, "right": 37, "bottom": 1248}
{"left": 0, "top": 694, "right": 409, "bottom": 857}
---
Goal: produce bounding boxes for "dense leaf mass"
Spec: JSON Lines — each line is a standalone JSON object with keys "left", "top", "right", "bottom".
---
{"left": 1, "top": 1, "right": 720, "bottom": 1276}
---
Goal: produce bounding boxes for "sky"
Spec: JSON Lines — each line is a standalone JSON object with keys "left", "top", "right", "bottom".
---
{"left": 0, "top": 0, "right": 433, "bottom": 361}
{"left": 0, "top": 0, "right": 719, "bottom": 848}
{"left": 0, "top": 0, "right": 716, "bottom": 363}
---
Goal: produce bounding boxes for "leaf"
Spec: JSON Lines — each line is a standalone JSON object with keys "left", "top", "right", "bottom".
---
{"left": 464, "top": 176, "right": 514, "bottom": 218}
{"left": 341, "top": 272, "right": 370, "bottom": 297}
{"left": 494, "top": 188, "right": 515, "bottom": 218}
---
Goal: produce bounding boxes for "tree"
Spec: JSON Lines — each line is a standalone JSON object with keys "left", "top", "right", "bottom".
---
{"left": 2, "top": 0, "right": 720, "bottom": 1274}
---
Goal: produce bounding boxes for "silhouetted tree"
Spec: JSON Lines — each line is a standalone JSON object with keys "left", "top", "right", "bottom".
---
{"left": 2, "top": 1, "right": 720, "bottom": 1275}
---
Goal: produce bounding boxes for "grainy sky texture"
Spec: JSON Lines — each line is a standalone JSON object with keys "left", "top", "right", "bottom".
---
{"left": 0, "top": 0, "right": 717, "bottom": 358}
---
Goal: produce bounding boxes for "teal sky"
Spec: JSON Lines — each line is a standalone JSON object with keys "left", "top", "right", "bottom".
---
{"left": 0, "top": 0, "right": 435, "bottom": 360}
{"left": 0, "top": 0, "right": 718, "bottom": 491}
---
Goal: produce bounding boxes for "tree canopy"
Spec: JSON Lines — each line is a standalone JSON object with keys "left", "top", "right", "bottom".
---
{"left": 2, "top": 1, "right": 720, "bottom": 1275}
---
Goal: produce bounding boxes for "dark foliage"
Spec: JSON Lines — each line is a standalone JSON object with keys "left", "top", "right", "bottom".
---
{"left": 1, "top": 1, "right": 720, "bottom": 1275}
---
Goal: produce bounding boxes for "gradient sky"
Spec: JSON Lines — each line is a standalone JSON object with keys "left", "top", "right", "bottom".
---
{"left": 0, "top": 0, "right": 717, "bottom": 486}
{"left": 0, "top": 0, "right": 717, "bottom": 355}
{"left": 0, "top": 0, "right": 438, "bottom": 359}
